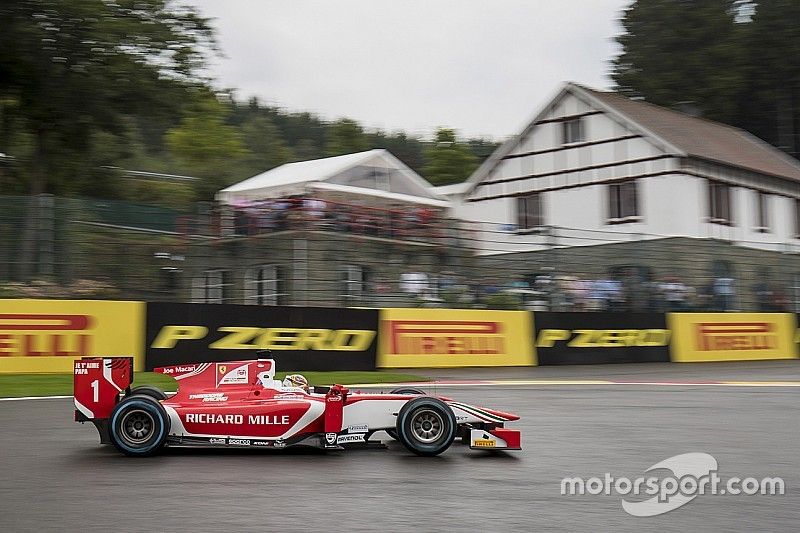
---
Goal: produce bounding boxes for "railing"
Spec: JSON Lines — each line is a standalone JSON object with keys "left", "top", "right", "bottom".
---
{"left": 2, "top": 194, "right": 800, "bottom": 312}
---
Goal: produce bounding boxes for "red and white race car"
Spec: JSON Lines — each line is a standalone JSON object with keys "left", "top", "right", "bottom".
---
{"left": 73, "top": 357, "right": 521, "bottom": 457}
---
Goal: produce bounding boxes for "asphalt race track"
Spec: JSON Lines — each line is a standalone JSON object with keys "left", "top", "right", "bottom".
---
{"left": 1, "top": 362, "right": 798, "bottom": 532}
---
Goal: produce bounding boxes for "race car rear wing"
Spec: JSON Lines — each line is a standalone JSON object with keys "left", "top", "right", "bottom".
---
{"left": 74, "top": 357, "right": 134, "bottom": 422}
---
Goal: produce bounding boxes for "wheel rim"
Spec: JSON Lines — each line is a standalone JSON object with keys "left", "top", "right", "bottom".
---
{"left": 120, "top": 409, "right": 155, "bottom": 445}
{"left": 410, "top": 409, "right": 444, "bottom": 443}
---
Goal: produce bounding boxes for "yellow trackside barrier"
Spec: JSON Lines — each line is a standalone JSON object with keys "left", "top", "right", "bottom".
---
{"left": 377, "top": 308, "right": 536, "bottom": 368}
{"left": 0, "top": 299, "right": 145, "bottom": 373}
{"left": 668, "top": 312, "right": 798, "bottom": 362}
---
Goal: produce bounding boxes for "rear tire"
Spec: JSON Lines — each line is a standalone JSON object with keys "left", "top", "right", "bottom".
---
{"left": 386, "top": 387, "right": 426, "bottom": 441}
{"left": 395, "top": 397, "right": 457, "bottom": 457}
{"left": 129, "top": 385, "right": 167, "bottom": 401}
{"left": 109, "top": 395, "right": 170, "bottom": 457}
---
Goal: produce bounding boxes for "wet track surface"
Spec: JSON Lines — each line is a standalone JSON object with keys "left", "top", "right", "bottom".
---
{"left": 1, "top": 362, "right": 799, "bottom": 532}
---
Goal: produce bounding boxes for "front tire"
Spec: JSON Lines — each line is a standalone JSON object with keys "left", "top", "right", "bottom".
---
{"left": 386, "top": 387, "right": 426, "bottom": 441}
{"left": 395, "top": 397, "right": 457, "bottom": 457}
{"left": 109, "top": 395, "right": 170, "bottom": 457}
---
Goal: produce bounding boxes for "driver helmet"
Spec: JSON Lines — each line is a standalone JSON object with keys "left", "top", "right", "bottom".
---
{"left": 282, "top": 373, "right": 309, "bottom": 392}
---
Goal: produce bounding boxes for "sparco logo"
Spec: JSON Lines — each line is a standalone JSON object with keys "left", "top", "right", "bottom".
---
{"left": 151, "top": 326, "right": 375, "bottom": 351}
{"left": 536, "top": 329, "right": 670, "bottom": 348}
{"left": 696, "top": 323, "right": 775, "bottom": 351}
{"left": 0, "top": 314, "right": 93, "bottom": 357}
{"left": 387, "top": 320, "right": 504, "bottom": 355}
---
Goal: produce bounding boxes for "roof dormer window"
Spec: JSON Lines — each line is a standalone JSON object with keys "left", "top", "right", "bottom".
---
{"left": 562, "top": 118, "right": 584, "bottom": 144}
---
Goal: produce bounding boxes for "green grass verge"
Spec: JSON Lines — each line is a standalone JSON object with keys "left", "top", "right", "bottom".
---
{"left": 0, "top": 371, "right": 429, "bottom": 398}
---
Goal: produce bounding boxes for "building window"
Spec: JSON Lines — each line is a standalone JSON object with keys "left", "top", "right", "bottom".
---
{"left": 708, "top": 181, "right": 732, "bottom": 224}
{"left": 341, "top": 265, "right": 367, "bottom": 306}
{"left": 245, "top": 265, "right": 286, "bottom": 306}
{"left": 755, "top": 191, "right": 769, "bottom": 232}
{"left": 562, "top": 118, "right": 584, "bottom": 144}
{"left": 516, "top": 193, "right": 544, "bottom": 231}
{"left": 608, "top": 180, "right": 640, "bottom": 223}
{"left": 191, "top": 269, "right": 232, "bottom": 303}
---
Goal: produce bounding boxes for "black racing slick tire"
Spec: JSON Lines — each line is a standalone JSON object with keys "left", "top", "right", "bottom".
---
{"left": 129, "top": 385, "right": 168, "bottom": 401}
{"left": 395, "top": 397, "right": 457, "bottom": 457}
{"left": 108, "top": 395, "right": 170, "bottom": 457}
{"left": 386, "top": 388, "right": 426, "bottom": 441}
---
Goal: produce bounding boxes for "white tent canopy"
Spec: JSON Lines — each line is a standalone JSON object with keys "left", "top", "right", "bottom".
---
{"left": 217, "top": 149, "right": 449, "bottom": 207}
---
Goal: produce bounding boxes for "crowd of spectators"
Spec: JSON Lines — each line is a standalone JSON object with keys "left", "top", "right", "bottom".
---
{"left": 380, "top": 269, "right": 790, "bottom": 312}
{"left": 228, "top": 196, "right": 440, "bottom": 240}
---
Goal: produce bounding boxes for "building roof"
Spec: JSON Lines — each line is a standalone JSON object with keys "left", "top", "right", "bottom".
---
{"left": 220, "top": 150, "right": 383, "bottom": 193}
{"left": 431, "top": 182, "right": 470, "bottom": 197}
{"left": 574, "top": 84, "right": 800, "bottom": 182}
{"left": 217, "top": 149, "right": 449, "bottom": 207}
{"left": 466, "top": 82, "right": 800, "bottom": 191}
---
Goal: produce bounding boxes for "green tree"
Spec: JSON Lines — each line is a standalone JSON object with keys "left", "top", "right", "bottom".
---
{"left": 611, "top": 0, "right": 745, "bottom": 124}
{"left": 165, "top": 97, "right": 250, "bottom": 199}
{"left": 0, "top": 0, "right": 216, "bottom": 195}
{"left": 422, "top": 128, "right": 479, "bottom": 186}
{"left": 740, "top": 0, "right": 800, "bottom": 155}
{"left": 240, "top": 115, "right": 294, "bottom": 175}
{"left": 325, "top": 118, "right": 369, "bottom": 156}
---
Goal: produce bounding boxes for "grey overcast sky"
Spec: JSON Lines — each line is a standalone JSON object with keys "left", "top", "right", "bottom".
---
{"left": 188, "top": 0, "right": 630, "bottom": 140}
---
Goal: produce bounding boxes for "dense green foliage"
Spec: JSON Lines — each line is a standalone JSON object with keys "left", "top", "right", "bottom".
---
{"left": 611, "top": 0, "right": 800, "bottom": 157}
{"left": 0, "top": 1, "right": 494, "bottom": 203}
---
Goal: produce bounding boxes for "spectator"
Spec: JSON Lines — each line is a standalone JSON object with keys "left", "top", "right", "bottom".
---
{"left": 753, "top": 280, "right": 774, "bottom": 311}
{"left": 660, "top": 276, "right": 687, "bottom": 311}
{"left": 713, "top": 276, "right": 735, "bottom": 311}
{"left": 400, "top": 271, "right": 430, "bottom": 295}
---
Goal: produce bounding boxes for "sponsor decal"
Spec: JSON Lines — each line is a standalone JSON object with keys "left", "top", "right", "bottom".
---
{"left": 228, "top": 438, "right": 250, "bottom": 446}
{"left": 473, "top": 440, "right": 496, "bottom": 448}
{"left": 325, "top": 433, "right": 337, "bottom": 445}
{"left": 273, "top": 439, "right": 286, "bottom": 449}
{"left": 0, "top": 301, "right": 144, "bottom": 374}
{"left": 695, "top": 323, "right": 774, "bottom": 351}
{"left": 337, "top": 434, "right": 366, "bottom": 444}
{"left": 378, "top": 309, "right": 533, "bottom": 368}
{"left": 668, "top": 313, "right": 797, "bottom": 362}
{"left": 160, "top": 364, "right": 198, "bottom": 375}
{"left": 184, "top": 413, "right": 290, "bottom": 425}
{"left": 209, "top": 438, "right": 226, "bottom": 445}
{"left": 74, "top": 361, "right": 100, "bottom": 375}
{"left": 348, "top": 424, "right": 369, "bottom": 433}
{"left": 189, "top": 393, "right": 228, "bottom": 402}
{"left": 0, "top": 313, "right": 92, "bottom": 357}
{"left": 536, "top": 329, "right": 670, "bottom": 348}
{"left": 248, "top": 414, "right": 290, "bottom": 425}
{"left": 216, "top": 363, "right": 249, "bottom": 386}
{"left": 151, "top": 326, "right": 375, "bottom": 352}
{"left": 388, "top": 320, "right": 504, "bottom": 355}
{"left": 186, "top": 413, "right": 243, "bottom": 424}
{"left": 251, "top": 441, "right": 271, "bottom": 447}
{"left": 274, "top": 393, "right": 303, "bottom": 400}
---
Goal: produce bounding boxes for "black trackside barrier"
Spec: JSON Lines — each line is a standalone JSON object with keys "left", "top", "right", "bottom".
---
{"left": 533, "top": 312, "right": 671, "bottom": 365}
{"left": 145, "top": 302, "right": 379, "bottom": 371}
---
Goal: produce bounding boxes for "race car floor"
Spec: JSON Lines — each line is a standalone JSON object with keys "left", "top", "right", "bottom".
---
{"left": 1, "top": 362, "right": 798, "bottom": 532}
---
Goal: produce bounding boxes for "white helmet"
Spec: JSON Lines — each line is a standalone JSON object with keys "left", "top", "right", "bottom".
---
{"left": 282, "top": 374, "right": 309, "bottom": 392}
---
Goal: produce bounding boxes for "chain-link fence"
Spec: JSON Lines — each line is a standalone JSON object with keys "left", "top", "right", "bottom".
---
{"left": 2, "top": 194, "right": 800, "bottom": 312}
